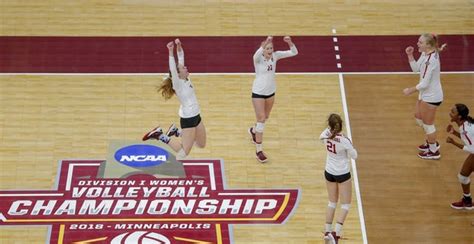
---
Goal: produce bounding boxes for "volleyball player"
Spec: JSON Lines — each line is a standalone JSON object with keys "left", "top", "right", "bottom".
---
{"left": 143, "top": 39, "right": 206, "bottom": 159}
{"left": 447, "top": 104, "right": 474, "bottom": 210}
{"left": 403, "top": 33, "right": 447, "bottom": 160}
{"left": 320, "top": 114, "right": 357, "bottom": 244}
{"left": 248, "top": 36, "right": 298, "bottom": 163}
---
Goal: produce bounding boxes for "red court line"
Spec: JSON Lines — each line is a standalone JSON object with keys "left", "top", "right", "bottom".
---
{"left": 337, "top": 35, "right": 473, "bottom": 72}
{"left": 0, "top": 35, "right": 472, "bottom": 73}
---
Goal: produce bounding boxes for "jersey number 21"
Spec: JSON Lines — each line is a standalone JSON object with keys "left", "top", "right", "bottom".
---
{"left": 326, "top": 141, "right": 336, "bottom": 154}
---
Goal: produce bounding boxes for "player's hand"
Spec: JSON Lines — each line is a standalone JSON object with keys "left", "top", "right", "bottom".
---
{"left": 266, "top": 36, "right": 273, "bottom": 42}
{"left": 167, "top": 42, "right": 174, "bottom": 50}
{"left": 405, "top": 46, "right": 414, "bottom": 55}
{"left": 446, "top": 136, "right": 454, "bottom": 144}
{"left": 174, "top": 38, "right": 181, "bottom": 46}
{"left": 446, "top": 124, "right": 454, "bottom": 134}
{"left": 283, "top": 36, "right": 292, "bottom": 43}
{"left": 403, "top": 88, "right": 412, "bottom": 96}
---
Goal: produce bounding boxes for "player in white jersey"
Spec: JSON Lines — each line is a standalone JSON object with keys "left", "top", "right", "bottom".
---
{"left": 319, "top": 114, "right": 357, "bottom": 244}
{"left": 142, "top": 39, "right": 206, "bottom": 159}
{"left": 248, "top": 36, "right": 298, "bottom": 163}
{"left": 403, "top": 33, "right": 447, "bottom": 160}
{"left": 446, "top": 104, "right": 474, "bottom": 210}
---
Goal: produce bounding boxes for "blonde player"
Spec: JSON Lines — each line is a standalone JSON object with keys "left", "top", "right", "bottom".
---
{"left": 403, "top": 33, "right": 447, "bottom": 160}
{"left": 320, "top": 114, "right": 357, "bottom": 244}
{"left": 143, "top": 39, "right": 206, "bottom": 159}
{"left": 447, "top": 104, "right": 474, "bottom": 210}
{"left": 248, "top": 36, "right": 298, "bottom": 163}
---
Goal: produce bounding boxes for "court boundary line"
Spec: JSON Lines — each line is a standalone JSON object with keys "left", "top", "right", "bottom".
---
{"left": 0, "top": 71, "right": 473, "bottom": 76}
{"left": 338, "top": 73, "right": 368, "bottom": 244}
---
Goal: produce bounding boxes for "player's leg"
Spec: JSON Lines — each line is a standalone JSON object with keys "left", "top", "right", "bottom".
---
{"left": 194, "top": 120, "right": 206, "bottom": 148}
{"left": 251, "top": 97, "right": 267, "bottom": 162}
{"left": 418, "top": 101, "right": 441, "bottom": 159}
{"left": 325, "top": 171, "right": 339, "bottom": 241}
{"left": 451, "top": 154, "right": 474, "bottom": 210}
{"left": 333, "top": 174, "right": 352, "bottom": 241}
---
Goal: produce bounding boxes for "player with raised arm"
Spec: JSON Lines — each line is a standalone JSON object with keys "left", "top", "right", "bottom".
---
{"left": 143, "top": 39, "right": 206, "bottom": 159}
{"left": 248, "top": 36, "right": 298, "bottom": 163}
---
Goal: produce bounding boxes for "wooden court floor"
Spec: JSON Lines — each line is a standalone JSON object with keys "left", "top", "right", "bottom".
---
{"left": 345, "top": 74, "right": 474, "bottom": 244}
{"left": 0, "top": 74, "right": 363, "bottom": 243}
{"left": 1, "top": 0, "right": 474, "bottom": 243}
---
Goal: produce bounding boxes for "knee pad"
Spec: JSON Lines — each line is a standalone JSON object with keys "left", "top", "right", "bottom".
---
{"left": 423, "top": 123, "right": 436, "bottom": 134}
{"left": 255, "top": 122, "right": 265, "bottom": 133}
{"left": 415, "top": 118, "right": 423, "bottom": 127}
{"left": 327, "top": 202, "right": 337, "bottom": 209}
{"left": 458, "top": 173, "right": 471, "bottom": 185}
{"left": 341, "top": 204, "right": 351, "bottom": 211}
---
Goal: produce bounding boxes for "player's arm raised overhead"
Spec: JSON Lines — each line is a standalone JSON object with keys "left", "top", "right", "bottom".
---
{"left": 167, "top": 42, "right": 181, "bottom": 91}
{"left": 253, "top": 36, "right": 272, "bottom": 63}
{"left": 175, "top": 38, "right": 185, "bottom": 66}
{"left": 274, "top": 36, "right": 298, "bottom": 61}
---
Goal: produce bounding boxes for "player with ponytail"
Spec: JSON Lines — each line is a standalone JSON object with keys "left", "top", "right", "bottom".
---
{"left": 319, "top": 114, "right": 357, "bottom": 243}
{"left": 403, "top": 33, "right": 447, "bottom": 160}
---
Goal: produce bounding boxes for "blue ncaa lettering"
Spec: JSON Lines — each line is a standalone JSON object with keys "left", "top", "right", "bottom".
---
{"left": 114, "top": 144, "right": 168, "bottom": 167}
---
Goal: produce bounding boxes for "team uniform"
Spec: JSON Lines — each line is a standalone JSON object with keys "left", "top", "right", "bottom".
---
{"left": 169, "top": 50, "right": 201, "bottom": 128}
{"left": 248, "top": 43, "right": 298, "bottom": 163}
{"left": 409, "top": 51, "right": 443, "bottom": 105}
{"left": 450, "top": 121, "right": 474, "bottom": 210}
{"left": 459, "top": 121, "right": 474, "bottom": 155}
{"left": 252, "top": 45, "right": 298, "bottom": 97}
{"left": 320, "top": 127, "right": 357, "bottom": 243}
{"left": 319, "top": 128, "right": 358, "bottom": 183}
{"left": 410, "top": 51, "right": 444, "bottom": 159}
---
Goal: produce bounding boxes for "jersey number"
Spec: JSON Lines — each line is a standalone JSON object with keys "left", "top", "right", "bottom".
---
{"left": 267, "top": 65, "right": 273, "bottom": 71}
{"left": 326, "top": 141, "right": 336, "bottom": 154}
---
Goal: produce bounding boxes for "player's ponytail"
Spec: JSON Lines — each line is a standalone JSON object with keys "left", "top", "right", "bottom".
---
{"left": 422, "top": 33, "right": 447, "bottom": 52}
{"left": 328, "top": 113, "right": 343, "bottom": 139}
{"left": 456, "top": 103, "right": 474, "bottom": 124}
{"left": 157, "top": 71, "right": 175, "bottom": 100}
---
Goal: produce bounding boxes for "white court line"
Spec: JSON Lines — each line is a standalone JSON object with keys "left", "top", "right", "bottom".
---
{"left": 66, "top": 163, "right": 101, "bottom": 191}
{"left": 182, "top": 163, "right": 216, "bottom": 190}
{"left": 0, "top": 71, "right": 473, "bottom": 76}
{"left": 338, "top": 73, "right": 368, "bottom": 244}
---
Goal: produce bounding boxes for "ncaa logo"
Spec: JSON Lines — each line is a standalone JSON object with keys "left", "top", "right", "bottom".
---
{"left": 115, "top": 144, "right": 168, "bottom": 167}
{"left": 111, "top": 231, "right": 170, "bottom": 244}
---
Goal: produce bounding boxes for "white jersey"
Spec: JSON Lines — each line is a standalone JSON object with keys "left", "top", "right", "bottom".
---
{"left": 169, "top": 50, "right": 200, "bottom": 118}
{"left": 409, "top": 51, "right": 443, "bottom": 103}
{"left": 459, "top": 121, "right": 474, "bottom": 154}
{"left": 319, "top": 128, "right": 358, "bottom": 176}
{"left": 252, "top": 45, "right": 298, "bottom": 96}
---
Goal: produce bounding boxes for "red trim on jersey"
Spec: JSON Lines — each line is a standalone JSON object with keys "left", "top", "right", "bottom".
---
{"left": 342, "top": 135, "right": 352, "bottom": 144}
{"left": 463, "top": 123, "right": 472, "bottom": 145}
{"left": 422, "top": 53, "right": 432, "bottom": 79}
